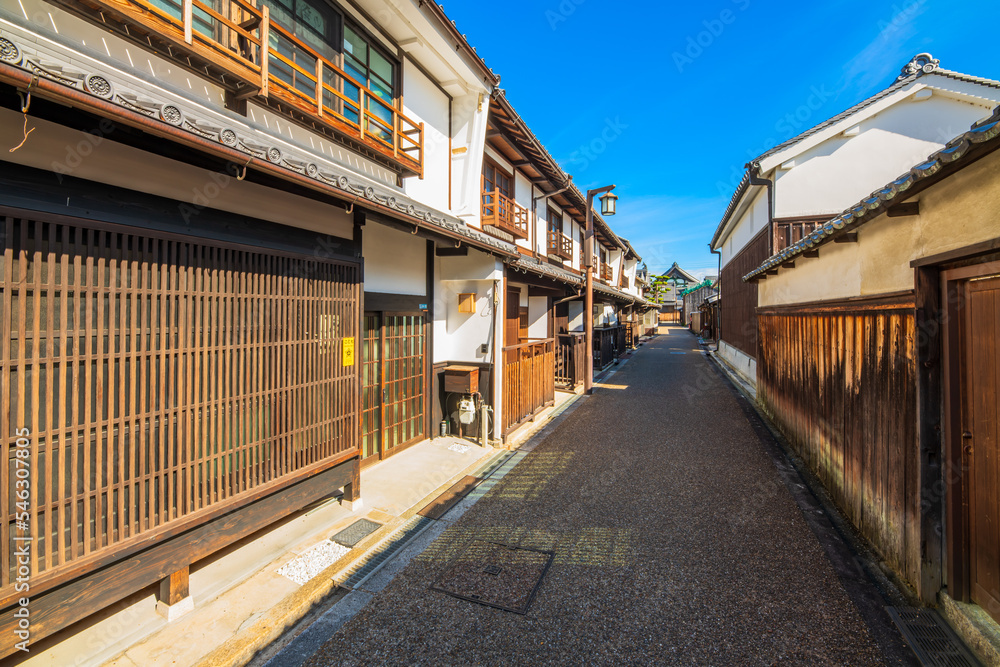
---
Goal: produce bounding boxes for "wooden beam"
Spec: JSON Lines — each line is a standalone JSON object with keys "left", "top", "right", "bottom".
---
{"left": 804, "top": 250, "right": 820, "bottom": 258}
{"left": 887, "top": 201, "right": 920, "bottom": 217}
{"left": 781, "top": 261, "right": 795, "bottom": 269}
{"left": 435, "top": 246, "right": 469, "bottom": 257}
{"left": 834, "top": 233, "right": 858, "bottom": 243}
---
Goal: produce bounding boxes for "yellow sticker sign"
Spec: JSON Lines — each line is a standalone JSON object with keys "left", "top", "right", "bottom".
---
{"left": 342, "top": 337, "right": 355, "bottom": 367}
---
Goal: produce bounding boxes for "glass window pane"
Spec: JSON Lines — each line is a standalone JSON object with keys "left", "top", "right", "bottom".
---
{"left": 344, "top": 26, "right": 367, "bottom": 61}
{"left": 371, "top": 50, "right": 393, "bottom": 85}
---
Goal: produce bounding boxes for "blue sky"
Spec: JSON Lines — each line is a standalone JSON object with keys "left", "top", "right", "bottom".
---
{"left": 443, "top": 0, "right": 998, "bottom": 279}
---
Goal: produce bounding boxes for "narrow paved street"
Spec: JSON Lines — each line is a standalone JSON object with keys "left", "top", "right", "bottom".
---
{"left": 296, "top": 329, "right": 911, "bottom": 666}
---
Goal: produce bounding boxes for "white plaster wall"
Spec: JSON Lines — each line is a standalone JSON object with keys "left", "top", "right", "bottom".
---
{"left": 568, "top": 301, "right": 584, "bottom": 332}
{"left": 721, "top": 189, "right": 768, "bottom": 267}
{"left": 528, "top": 297, "right": 548, "bottom": 339}
{"left": 759, "top": 148, "right": 1000, "bottom": 306}
{"left": 452, "top": 93, "right": 488, "bottom": 224}
{"left": 0, "top": 110, "right": 354, "bottom": 239}
{"left": 433, "top": 251, "right": 501, "bottom": 363}
{"left": 514, "top": 170, "right": 535, "bottom": 254}
{"left": 362, "top": 223, "right": 426, "bottom": 295}
{"left": 774, "top": 94, "right": 997, "bottom": 218}
{"left": 402, "top": 60, "right": 450, "bottom": 211}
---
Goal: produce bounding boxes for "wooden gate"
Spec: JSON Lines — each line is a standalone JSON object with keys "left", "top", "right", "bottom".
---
{"left": 0, "top": 210, "right": 360, "bottom": 650}
{"left": 361, "top": 312, "right": 426, "bottom": 462}
{"left": 960, "top": 273, "right": 1000, "bottom": 620}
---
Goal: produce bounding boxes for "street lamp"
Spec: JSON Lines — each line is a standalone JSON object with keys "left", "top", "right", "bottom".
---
{"left": 584, "top": 184, "right": 617, "bottom": 395}
{"left": 599, "top": 190, "right": 618, "bottom": 216}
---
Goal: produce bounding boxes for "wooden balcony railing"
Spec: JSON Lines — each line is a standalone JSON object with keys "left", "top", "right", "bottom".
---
{"left": 482, "top": 190, "right": 529, "bottom": 240}
{"left": 547, "top": 231, "right": 572, "bottom": 261}
{"left": 555, "top": 334, "right": 586, "bottom": 388}
{"left": 52, "top": 0, "right": 424, "bottom": 177}
{"left": 58, "top": 0, "right": 266, "bottom": 92}
{"left": 600, "top": 264, "right": 613, "bottom": 282}
{"left": 265, "top": 21, "right": 423, "bottom": 177}
{"left": 502, "top": 339, "right": 555, "bottom": 434}
{"left": 619, "top": 272, "right": 630, "bottom": 290}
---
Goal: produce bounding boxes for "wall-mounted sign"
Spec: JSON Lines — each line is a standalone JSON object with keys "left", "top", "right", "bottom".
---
{"left": 342, "top": 337, "right": 355, "bottom": 367}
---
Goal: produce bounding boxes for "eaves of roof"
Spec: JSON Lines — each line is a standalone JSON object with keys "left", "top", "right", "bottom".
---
{"left": 507, "top": 256, "right": 583, "bottom": 286}
{"left": 742, "top": 105, "right": 1000, "bottom": 282}
{"left": 488, "top": 93, "right": 625, "bottom": 253}
{"left": 423, "top": 2, "right": 500, "bottom": 87}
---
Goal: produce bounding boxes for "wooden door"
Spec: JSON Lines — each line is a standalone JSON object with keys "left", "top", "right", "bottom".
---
{"left": 361, "top": 312, "right": 426, "bottom": 462}
{"left": 966, "top": 275, "right": 1000, "bottom": 619}
{"left": 506, "top": 288, "right": 521, "bottom": 347}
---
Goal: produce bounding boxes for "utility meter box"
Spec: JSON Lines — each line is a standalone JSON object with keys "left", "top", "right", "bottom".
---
{"left": 443, "top": 365, "right": 479, "bottom": 394}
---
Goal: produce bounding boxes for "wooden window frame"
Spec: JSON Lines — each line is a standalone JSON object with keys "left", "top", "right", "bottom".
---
{"left": 482, "top": 157, "right": 514, "bottom": 199}
{"left": 264, "top": 0, "right": 402, "bottom": 106}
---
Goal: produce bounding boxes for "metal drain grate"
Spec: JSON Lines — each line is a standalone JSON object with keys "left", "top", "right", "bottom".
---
{"left": 331, "top": 518, "right": 383, "bottom": 548}
{"left": 339, "top": 516, "right": 434, "bottom": 590}
{"left": 886, "top": 607, "right": 981, "bottom": 667}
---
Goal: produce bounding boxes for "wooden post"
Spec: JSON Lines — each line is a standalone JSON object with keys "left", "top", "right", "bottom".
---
{"left": 159, "top": 567, "right": 190, "bottom": 606}
{"left": 315, "top": 58, "right": 324, "bottom": 116}
{"left": 183, "top": 0, "right": 193, "bottom": 44}
{"left": 156, "top": 566, "right": 193, "bottom": 621}
{"left": 259, "top": 6, "right": 270, "bottom": 98}
{"left": 342, "top": 458, "right": 362, "bottom": 511}
{"left": 358, "top": 89, "right": 366, "bottom": 139}
{"left": 916, "top": 266, "right": 943, "bottom": 604}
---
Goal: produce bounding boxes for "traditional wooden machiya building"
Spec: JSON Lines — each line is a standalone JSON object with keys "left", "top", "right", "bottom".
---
{"left": 0, "top": 0, "right": 517, "bottom": 654}
{"left": 711, "top": 54, "right": 1000, "bottom": 389}
{"left": 744, "top": 105, "right": 1000, "bottom": 621}
{"left": 0, "top": 0, "right": 651, "bottom": 654}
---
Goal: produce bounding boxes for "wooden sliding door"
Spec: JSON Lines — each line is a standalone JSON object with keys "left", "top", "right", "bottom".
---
{"left": 361, "top": 312, "right": 426, "bottom": 462}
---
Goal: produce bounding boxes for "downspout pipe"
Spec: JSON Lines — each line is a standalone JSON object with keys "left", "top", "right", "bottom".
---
{"left": 709, "top": 243, "right": 722, "bottom": 344}
{"left": 746, "top": 161, "right": 775, "bottom": 255}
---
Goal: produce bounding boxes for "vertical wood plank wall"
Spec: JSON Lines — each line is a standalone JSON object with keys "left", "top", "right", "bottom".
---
{"left": 1, "top": 213, "right": 360, "bottom": 601}
{"left": 757, "top": 299, "right": 920, "bottom": 587}
{"left": 720, "top": 230, "right": 769, "bottom": 359}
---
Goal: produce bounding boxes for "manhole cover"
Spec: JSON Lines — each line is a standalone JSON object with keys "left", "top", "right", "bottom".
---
{"left": 431, "top": 540, "right": 553, "bottom": 614}
{"left": 886, "top": 607, "right": 980, "bottom": 666}
{"left": 331, "top": 519, "right": 382, "bottom": 548}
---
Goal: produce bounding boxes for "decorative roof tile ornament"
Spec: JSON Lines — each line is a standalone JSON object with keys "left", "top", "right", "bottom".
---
{"left": 84, "top": 74, "right": 113, "bottom": 99}
{"left": 898, "top": 53, "right": 940, "bottom": 80}
{"left": 0, "top": 37, "right": 21, "bottom": 65}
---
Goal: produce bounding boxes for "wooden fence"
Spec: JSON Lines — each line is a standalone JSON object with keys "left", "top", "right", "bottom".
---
{"left": 555, "top": 334, "right": 585, "bottom": 389}
{"left": 0, "top": 213, "right": 360, "bottom": 615}
{"left": 501, "top": 339, "right": 555, "bottom": 435}
{"left": 757, "top": 298, "right": 920, "bottom": 587}
{"left": 594, "top": 325, "right": 626, "bottom": 370}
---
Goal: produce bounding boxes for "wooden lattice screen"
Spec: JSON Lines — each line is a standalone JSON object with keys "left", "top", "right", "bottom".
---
{"left": 1, "top": 212, "right": 360, "bottom": 598}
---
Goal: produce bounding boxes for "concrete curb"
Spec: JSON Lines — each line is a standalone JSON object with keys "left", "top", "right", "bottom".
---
{"left": 194, "top": 448, "right": 502, "bottom": 667}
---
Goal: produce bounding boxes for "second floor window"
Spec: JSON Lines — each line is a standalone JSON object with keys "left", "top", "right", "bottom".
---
{"left": 483, "top": 161, "right": 512, "bottom": 199}
{"left": 547, "top": 208, "right": 562, "bottom": 235}
{"left": 261, "top": 0, "right": 397, "bottom": 142}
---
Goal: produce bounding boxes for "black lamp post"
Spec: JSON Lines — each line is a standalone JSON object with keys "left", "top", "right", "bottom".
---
{"left": 584, "top": 185, "right": 617, "bottom": 394}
